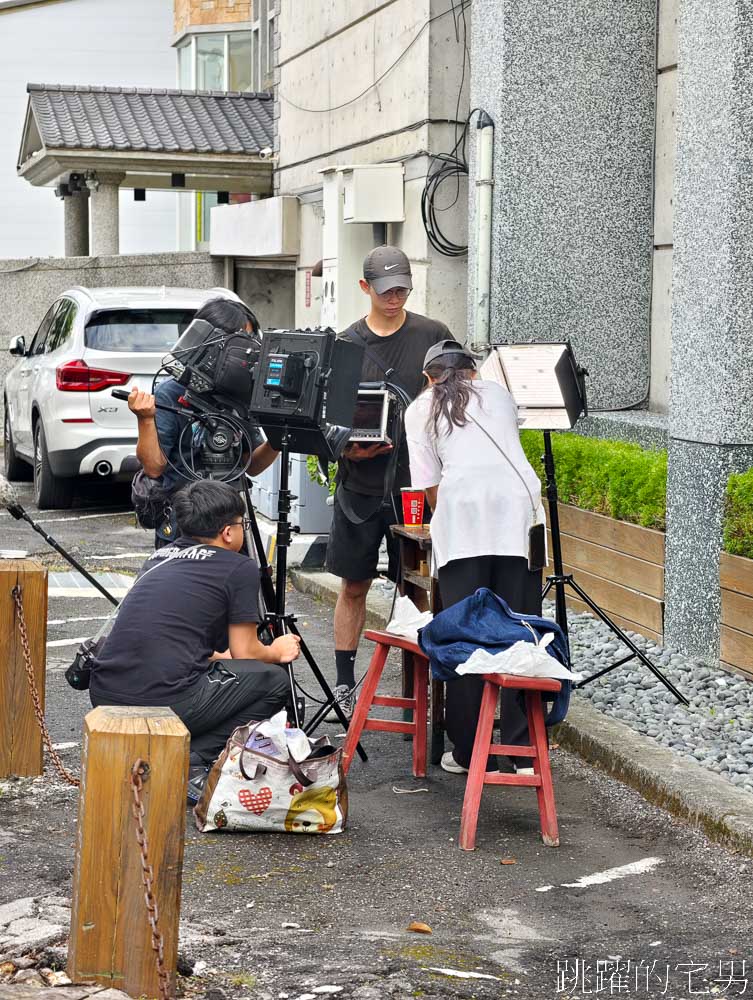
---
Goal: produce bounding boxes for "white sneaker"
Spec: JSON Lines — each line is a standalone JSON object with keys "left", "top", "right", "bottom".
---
{"left": 440, "top": 751, "right": 469, "bottom": 774}
{"left": 325, "top": 684, "right": 356, "bottom": 723}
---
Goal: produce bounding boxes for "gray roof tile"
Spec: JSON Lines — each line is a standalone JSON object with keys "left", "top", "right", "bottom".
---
{"left": 26, "top": 83, "right": 273, "bottom": 156}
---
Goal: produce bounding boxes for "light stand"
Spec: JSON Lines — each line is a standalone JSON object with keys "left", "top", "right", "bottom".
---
{"left": 263, "top": 428, "right": 367, "bottom": 759}
{"left": 540, "top": 431, "right": 688, "bottom": 706}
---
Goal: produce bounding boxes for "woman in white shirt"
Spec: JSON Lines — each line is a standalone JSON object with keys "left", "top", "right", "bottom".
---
{"left": 405, "top": 340, "right": 545, "bottom": 775}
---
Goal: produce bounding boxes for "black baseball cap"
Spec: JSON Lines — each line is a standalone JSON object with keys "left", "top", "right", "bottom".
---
{"left": 363, "top": 245, "right": 413, "bottom": 295}
{"left": 423, "top": 339, "right": 475, "bottom": 369}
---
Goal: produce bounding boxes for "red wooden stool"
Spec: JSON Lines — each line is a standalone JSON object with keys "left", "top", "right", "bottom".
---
{"left": 342, "top": 630, "right": 429, "bottom": 778}
{"left": 459, "top": 673, "right": 562, "bottom": 851}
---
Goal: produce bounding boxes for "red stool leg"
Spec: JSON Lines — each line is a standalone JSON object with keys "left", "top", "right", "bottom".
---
{"left": 342, "top": 643, "right": 389, "bottom": 776}
{"left": 459, "top": 681, "right": 498, "bottom": 851}
{"left": 412, "top": 656, "right": 428, "bottom": 778}
{"left": 527, "top": 692, "right": 559, "bottom": 847}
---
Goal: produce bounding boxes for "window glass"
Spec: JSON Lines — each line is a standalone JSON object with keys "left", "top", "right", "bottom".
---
{"left": 229, "top": 32, "right": 252, "bottom": 92}
{"left": 84, "top": 309, "right": 196, "bottom": 353}
{"left": 178, "top": 41, "right": 193, "bottom": 89}
{"left": 46, "top": 300, "right": 77, "bottom": 353}
{"left": 265, "top": 15, "right": 275, "bottom": 90}
{"left": 197, "top": 34, "right": 225, "bottom": 90}
{"left": 29, "top": 303, "right": 59, "bottom": 356}
{"left": 251, "top": 26, "right": 260, "bottom": 92}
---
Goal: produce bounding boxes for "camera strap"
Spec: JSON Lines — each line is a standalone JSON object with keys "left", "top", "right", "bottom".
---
{"left": 344, "top": 328, "right": 413, "bottom": 401}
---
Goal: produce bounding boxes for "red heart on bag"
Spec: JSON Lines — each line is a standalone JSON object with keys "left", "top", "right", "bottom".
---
{"left": 239, "top": 787, "right": 272, "bottom": 815}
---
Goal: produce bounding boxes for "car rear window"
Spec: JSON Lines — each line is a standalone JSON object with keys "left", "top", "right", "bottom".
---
{"left": 85, "top": 309, "right": 196, "bottom": 353}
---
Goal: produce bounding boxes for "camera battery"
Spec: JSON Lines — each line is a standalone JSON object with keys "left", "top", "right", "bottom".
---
{"left": 263, "top": 352, "right": 306, "bottom": 397}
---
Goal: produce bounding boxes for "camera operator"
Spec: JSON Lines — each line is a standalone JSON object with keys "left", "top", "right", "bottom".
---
{"left": 128, "top": 297, "right": 279, "bottom": 546}
{"left": 405, "top": 341, "right": 546, "bottom": 775}
{"left": 90, "top": 480, "right": 300, "bottom": 775}
{"left": 325, "top": 246, "right": 450, "bottom": 718}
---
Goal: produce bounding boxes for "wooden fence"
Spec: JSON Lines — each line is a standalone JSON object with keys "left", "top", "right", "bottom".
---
{"left": 545, "top": 504, "right": 666, "bottom": 643}
{"left": 720, "top": 553, "right": 753, "bottom": 680}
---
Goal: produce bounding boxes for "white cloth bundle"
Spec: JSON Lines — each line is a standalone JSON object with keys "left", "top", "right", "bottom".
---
{"left": 456, "top": 631, "right": 581, "bottom": 681}
{"left": 385, "top": 595, "right": 434, "bottom": 643}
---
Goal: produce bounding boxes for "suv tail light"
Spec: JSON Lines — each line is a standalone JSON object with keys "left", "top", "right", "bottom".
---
{"left": 56, "top": 359, "right": 130, "bottom": 392}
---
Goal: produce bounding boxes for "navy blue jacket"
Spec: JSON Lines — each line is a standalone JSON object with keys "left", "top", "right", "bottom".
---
{"left": 417, "top": 588, "right": 571, "bottom": 724}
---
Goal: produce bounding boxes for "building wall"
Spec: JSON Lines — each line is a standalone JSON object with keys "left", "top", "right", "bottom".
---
{"left": 0, "top": 0, "right": 178, "bottom": 259}
{"left": 175, "top": 0, "right": 251, "bottom": 35}
{"left": 468, "top": 0, "right": 656, "bottom": 411}
{"left": 0, "top": 252, "right": 224, "bottom": 395}
{"left": 275, "top": 0, "right": 469, "bottom": 337}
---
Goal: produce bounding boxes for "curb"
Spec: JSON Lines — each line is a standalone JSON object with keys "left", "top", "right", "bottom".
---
{"left": 290, "top": 568, "right": 753, "bottom": 858}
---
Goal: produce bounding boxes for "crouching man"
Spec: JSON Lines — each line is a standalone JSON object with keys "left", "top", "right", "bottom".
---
{"left": 90, "top": 480, "right": 300, "bottom": 771}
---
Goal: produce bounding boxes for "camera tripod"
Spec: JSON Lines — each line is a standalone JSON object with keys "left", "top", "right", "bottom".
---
{"left": 241, "top": 430, "right": 367, "bottom": 760}
{"left": 540, "top": 430, "right": 688, "bottom": 706}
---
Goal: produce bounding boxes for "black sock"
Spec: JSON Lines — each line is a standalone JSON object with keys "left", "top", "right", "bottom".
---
{"left": 335, "top": 649, "right": 357, "bottom": 688}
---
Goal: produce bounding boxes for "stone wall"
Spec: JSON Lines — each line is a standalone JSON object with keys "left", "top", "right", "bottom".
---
{"left": 0, "top": 252, "right": 224, "bottom": 397}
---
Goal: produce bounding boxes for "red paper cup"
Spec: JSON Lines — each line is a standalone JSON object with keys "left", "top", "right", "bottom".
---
{"left": 401, "top": 488, "right": 425, "bottom": 529}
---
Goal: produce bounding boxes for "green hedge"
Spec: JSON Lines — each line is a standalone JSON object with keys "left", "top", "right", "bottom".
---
{"left": 306, "top": 431, "right": 753, "bottom": 559}
{"left": 724, "top": 468, "right": 753, "bottom": 559}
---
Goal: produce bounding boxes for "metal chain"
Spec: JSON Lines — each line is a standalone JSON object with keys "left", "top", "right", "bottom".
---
{"left": 11, "top": 585, "right": 80, "bottom": 788}
{"left": 130, "top": 760, "right": 171, "bottom": 1000}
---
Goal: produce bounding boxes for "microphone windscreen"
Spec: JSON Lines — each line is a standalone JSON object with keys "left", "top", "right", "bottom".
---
{"left": 0, "top": 474, "right": 20, "bottom": 509}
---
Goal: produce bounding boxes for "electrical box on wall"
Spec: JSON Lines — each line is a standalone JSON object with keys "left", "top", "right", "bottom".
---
{"left": 341, "top": 164, "right": 405, "bottom": 223}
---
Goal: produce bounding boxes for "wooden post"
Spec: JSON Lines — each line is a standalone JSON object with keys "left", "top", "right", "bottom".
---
{"left": 0, "top": 560, "right": 47, "bottom": 778}
{"left": 68, "top": 706, "right": 190, "bottom": 998}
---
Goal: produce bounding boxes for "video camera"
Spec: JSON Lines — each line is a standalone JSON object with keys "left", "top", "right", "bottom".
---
{"left": 156, "top": 321, "right": 364, "bottom": 478}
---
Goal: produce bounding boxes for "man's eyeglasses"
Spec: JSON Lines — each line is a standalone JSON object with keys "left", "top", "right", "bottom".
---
{"left": 228, "top": 517, "right": 252, "bottom": 531}
{"left": 375, "top": 286, "right": 410, "bottom": 302}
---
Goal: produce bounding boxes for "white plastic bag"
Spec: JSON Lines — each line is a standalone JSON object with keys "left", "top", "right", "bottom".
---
{"left": 456, "top": 632, "right": 581, "bottom": 681}
{"left": 385, "top": 594, "right": 433, "bottom": 643}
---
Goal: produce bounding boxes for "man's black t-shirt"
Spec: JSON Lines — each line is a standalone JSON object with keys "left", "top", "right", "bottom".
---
{"left": 90, "top": 537, "right": 261, "bottom": 706}
{"left": 339, "top": 311, "right": 449, "bottom": 496}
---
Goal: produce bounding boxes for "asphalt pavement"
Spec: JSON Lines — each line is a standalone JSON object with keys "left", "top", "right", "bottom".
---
{"left": 1, "top": 478, "right": 752, "bottom": 1000}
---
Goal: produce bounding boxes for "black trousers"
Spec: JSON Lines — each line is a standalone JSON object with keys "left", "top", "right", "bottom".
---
{"left": 170, "top": 660, "right": 290, "bottom": 764}
{"left": 437, "top": 555, "right": 543, "bottom": 769}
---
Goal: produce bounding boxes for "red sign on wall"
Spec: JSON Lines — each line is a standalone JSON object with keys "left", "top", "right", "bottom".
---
{"left": 305, "top": 270, "right": 312, "bottom": 309}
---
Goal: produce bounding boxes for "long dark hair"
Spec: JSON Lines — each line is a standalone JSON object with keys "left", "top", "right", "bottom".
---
{"left": 424, "top": 354, "right": 478, "bottom": 437}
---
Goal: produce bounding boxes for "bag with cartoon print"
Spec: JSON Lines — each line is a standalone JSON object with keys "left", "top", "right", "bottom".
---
{"left": 194, "top": 714, "right": 348, "bottom": 835}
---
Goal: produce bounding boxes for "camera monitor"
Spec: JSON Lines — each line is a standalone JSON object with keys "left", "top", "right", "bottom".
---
{"left": 349, "top": 388, "right": 394, "bottom": 445}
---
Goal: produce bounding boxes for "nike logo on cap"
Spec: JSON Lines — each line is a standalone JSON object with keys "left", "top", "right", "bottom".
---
{"left": 384, "top": 263, "right": 400, "bottom": 270}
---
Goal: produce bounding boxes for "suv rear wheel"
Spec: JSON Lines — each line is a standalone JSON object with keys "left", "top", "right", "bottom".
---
{"left": 3, "top": 406, "right": 32, "bottom": 481}
{"left": 34, "top": 421, "right": 73, "bottom": 509}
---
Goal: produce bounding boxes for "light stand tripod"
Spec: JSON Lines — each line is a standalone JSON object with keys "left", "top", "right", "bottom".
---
{"left": 255, "top": 428, "right": 368, "bottom": 760}
{"left": 541, "top": 430, "right": 688, "bottom": 706}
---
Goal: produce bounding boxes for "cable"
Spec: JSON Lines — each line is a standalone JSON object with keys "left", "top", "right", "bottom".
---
{"left": 421, "top": 4, "right": 478, "bottom": 257}
{"left": 277, "top": 1, "right": 470, "bottom": 114}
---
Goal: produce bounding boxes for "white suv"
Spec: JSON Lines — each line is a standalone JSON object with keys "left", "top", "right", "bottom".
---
{"left": 4, "top": 285, "right": 239, "bottom": 508}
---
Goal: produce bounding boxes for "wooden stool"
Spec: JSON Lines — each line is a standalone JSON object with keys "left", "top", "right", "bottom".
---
{"left": 342, "top": 630, "right": 429, "bottom": 778}
{"left": 459, "top": 673, "right": 562, "bottom": 851}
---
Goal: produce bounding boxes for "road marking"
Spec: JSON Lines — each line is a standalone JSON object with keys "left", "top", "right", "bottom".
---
{"left": 0, "top": 509, "right": 132, "bottom": 523}
{"left": 536, "top": 857, "right": 664, "bottom": 893}
{"left": 49, "top": 588, "right": 130, "bottom": 598}
{"left": 88, "top": 552, "right": 151, "bottom": 561}
{"left": 48, "top": 615, "right": 110, "bottom": 626}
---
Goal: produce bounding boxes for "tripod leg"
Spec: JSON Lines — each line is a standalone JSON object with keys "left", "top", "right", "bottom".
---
{"left": 289, "top": 622, "right": 368, "bottom": 762}
{"left": 567, "top": 579, "right": 689, "bottom": 706}
{"left": 286, "top": 663, "right": 301, "bottom": 729}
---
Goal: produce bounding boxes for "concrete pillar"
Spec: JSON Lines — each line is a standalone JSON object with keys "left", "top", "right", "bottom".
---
{"left": 664, "top": 0, "right": 753, "bottom": 657}
{"left": 63, "top": 193, "right": 89, "bottom": 257}
{"left": 467, "top": 0, "right": 655, "bottom": 410}
{"left": 90, "top": 172, "right": 124, "bottom": 255}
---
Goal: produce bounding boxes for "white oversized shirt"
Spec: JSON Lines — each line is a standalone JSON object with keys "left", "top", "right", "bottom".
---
{"left": 404, "top": 379, "right": 545, "bottom": 571}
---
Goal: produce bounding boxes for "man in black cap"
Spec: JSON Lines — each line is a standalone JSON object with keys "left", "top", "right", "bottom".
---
{"left": 325, "top": 245, "right": 450, "bottom": 718}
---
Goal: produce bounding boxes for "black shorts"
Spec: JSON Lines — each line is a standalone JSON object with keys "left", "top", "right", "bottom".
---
{"left": 325, "top": 489, "right": 401, "bottom": 582}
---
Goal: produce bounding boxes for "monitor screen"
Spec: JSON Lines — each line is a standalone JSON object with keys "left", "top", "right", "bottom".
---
{"left": 352, "top": 397, "right": 385, "bottom": 430}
